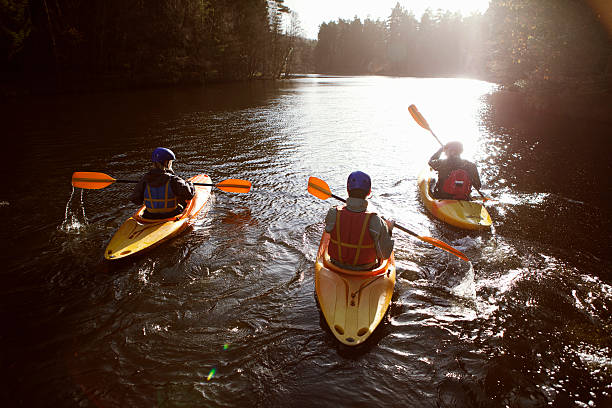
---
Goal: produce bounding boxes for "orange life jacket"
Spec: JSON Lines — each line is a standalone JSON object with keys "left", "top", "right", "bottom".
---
{"left": 144, "top": 181, "right": 178, "bottom": 213}
{"left": 328, "top": 207, "right": 377, "bottom": 266}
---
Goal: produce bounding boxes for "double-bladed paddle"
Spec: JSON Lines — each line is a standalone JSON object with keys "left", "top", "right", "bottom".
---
{"left": 307, "top": 176, "right": 469, "bottom": 262}
{"left": 408, "top": 104, "right": 494, "bottom": 203}
{"left": 71, "top": 171, "right": 252, "bottom": 193}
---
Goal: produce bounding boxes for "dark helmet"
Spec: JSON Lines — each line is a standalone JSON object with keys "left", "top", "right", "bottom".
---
{"left": 151, "top": 147, "right": 176, "bottom": 163}
{"left": 444, "top": 141, "right": 463, "bottom": 156}
{"left": 347, "top": 171, "right": 371, "bottom": 194}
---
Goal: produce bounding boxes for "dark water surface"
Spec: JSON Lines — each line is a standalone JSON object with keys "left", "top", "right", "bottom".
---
{"left": 2, "top": 76, "right": 611, "bottom": 407}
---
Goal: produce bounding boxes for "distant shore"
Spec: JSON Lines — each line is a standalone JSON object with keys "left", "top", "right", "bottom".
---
{"left": 4, "top": 72, "right": 611, "bottom": 125}
{"left": 487, "top": 86, "right": 612, "bottom": 124}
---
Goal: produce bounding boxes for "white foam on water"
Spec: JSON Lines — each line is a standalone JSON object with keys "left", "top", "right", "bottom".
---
{"left": 59, "top": 187, "right": 88, "bottom": 233}
{"left": 451, "top": 261, "right": 476, "bottom": 300}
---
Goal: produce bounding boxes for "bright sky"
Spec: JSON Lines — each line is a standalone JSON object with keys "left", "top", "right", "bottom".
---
{"left": 283, "top": 0, "right": 491, "bottom": 39}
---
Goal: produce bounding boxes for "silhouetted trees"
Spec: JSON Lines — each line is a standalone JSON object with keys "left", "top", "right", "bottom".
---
{"left": 0, "top": 0, "right": 311, "bottom": 91}
{"left": 486, "top": 0, "right": 611, "bottom": 92}
{"left": 314, "top": 5, "right": 488, "bottom": 77}
{"left": 313, "top": 0, "right": 611, "bottom": 95}
{"left": 2, "top": 0, "right": 610, "bottom": 95}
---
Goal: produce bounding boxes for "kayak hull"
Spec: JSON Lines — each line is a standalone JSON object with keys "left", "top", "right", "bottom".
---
{"left": 314, "top": 232, "right": 396, "bottom": 346}
{"left": 104, "top": 174, "right": 212, "bottom": 260}
{"left": 417, "top": 166, "right": 491, "bottom": 230}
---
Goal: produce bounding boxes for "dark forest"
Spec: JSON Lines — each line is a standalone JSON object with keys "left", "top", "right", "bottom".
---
{"left": 2, "top": 0, "right": 611, "bottom": 101}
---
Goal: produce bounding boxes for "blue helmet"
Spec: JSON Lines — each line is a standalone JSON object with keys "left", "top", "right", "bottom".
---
{"left": 151, "top": 147, "right": 176, "bottom": 163}
{"left": 347, "top": 171, "right": 371, "bottom": 194}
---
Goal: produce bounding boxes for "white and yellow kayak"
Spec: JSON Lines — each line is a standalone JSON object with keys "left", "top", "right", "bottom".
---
{"left": 314, "top": 232, "right": 396, "bottom": 346}
{"left": 104, "top": 174, "right": 212, "bottom": 260}
{"left": 417, "top": 166, "right": 492, "bottom": 230}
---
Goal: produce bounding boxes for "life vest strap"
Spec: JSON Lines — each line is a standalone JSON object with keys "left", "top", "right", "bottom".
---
{"left": 144, "top": 182, "right": 178, "bottom": 213}
{"left": 333, "top": 209, "right": 375, "bottom": 266}
{"left": 335, "top": 209, "right": 343, "bottom": 262}
{"left": 329, "top": 238, "right": 375, "bottom": 249}
{"left": 352, "top": 212, "right": 372, "bottom": 265}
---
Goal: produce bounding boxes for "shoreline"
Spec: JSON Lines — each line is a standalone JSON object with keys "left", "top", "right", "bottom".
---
{"left": 4, "top": 72, "right": 611, "bottom": 124}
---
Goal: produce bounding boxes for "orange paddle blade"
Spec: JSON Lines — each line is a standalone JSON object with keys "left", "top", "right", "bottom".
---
{"left": 308, "top": 177, "right": 332, "bottom": 200}
{"left": 72, "top": 172, "right": 116, "bottom": 189}
{"left": 408, "top": 104, "right": 431, "bottom": 131}
{"left": 419, "top": 236, "right": 469, "bottom": 262}
{"left": 215, "top": 179, "right": 252, "bottom": 193}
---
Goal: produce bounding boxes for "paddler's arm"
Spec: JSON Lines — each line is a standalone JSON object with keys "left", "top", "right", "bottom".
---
{"left": 324, "top": 207, "right": 338, "bottom": 232}
{"left": 467, "top": 161, "right": 482, "bottom": 190}
{"left": 369, "top": 215, "right": 394, "bottom": 259}
{"left": 129, "top": 178, "right": 146, "bottom": 205}
{"left": 428, "top": 147, "right": 444, "bottom": 169}
{"left": 170, "top": 176, "right": 195, "bottom": 201}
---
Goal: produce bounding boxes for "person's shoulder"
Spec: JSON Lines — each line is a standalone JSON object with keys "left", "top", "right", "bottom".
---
{"left": 367, "top": 211, "right": 384, "bottom": 223}
{"left": 166, "top": 171, "right": 185, "bottom": 181}
{"left": 462, "top": 159, "right": 478, "bottom": 169}
{"left": 327, "top": 206, "right": 340, "bottom": 215}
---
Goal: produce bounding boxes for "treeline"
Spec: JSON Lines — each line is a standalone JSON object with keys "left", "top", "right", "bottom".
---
{"left": 1, "top": 0, "right": 314, "bottom": 91}
{"left": 315, "top": 6, "right": 486, "bottom": 77}
{"left": 2, "top": 0, "right": 610, "bottom": 96}
{"left": 487, "top": 0, "right": 611, "bottom": 92}
{"left": 315, "top": 0, "right": 612, "bottom": 92}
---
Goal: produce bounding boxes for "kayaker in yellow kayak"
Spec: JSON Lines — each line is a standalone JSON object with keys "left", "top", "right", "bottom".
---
{"left": 428, "top": 141, "right": 482, "bottom": 200}
{"left": 324, "top": 171, "right": 395, "bottom": 271}
{"left": 129, "top": 147, "right": 195, "bottom": 219}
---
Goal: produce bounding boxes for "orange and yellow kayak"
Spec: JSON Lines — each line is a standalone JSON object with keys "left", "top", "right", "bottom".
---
{"left": 104, "top": 174, "right": 212, "bottom": 260}
{"left": 417, "top": 166, "right": 491, "bottom": 230}
{"left": 314, "top": 232, "right": 396, "bottom": 346}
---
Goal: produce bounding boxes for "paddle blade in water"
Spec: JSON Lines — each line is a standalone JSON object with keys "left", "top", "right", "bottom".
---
{"left": 215, "top": 179, "right": 252, "bottom": 193}
{"left": 308, "top": 177, "right": 332, "bottom": 200}
{"left": 419, "top": 236, "right": 469, "bottom": 262}
{"left": 71, "top": 172, "right": 116, "bottom": 189}
{"left": 408, "top": 104, "right": 431, "bottom": 131}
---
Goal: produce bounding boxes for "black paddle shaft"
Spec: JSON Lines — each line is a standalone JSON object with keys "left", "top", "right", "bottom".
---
{"left": 115, "top": 179, "right": 215, "bottom": 187}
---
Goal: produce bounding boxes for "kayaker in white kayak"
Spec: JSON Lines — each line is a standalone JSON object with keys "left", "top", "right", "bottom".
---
{"left": 428, "top": 141, "right": 482, "bottom": 200}
{"left": 130, "top": 147, "right": 195, "bottom": 219}
{"left": 324, "top": 171, "right": 395, "bottom": 271}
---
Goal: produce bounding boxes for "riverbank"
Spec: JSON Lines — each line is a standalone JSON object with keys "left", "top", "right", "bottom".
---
{"left": 0, "top": 71, "right": 247, "bottom": 98}
{"left": 489, "top": 78, "right": 612, "bottom": 123}
{"left": 487, "top": 86, "right": 612, "bottom": 124}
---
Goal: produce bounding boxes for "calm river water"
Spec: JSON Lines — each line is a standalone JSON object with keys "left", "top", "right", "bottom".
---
{"left": 2, "top": 76, "right": 611, "bottom": 407}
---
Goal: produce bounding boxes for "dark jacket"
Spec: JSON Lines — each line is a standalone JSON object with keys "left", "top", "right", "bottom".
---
{"left": 130, "top": 168, "right": 195, "bottom": 207}
{"left": 429, "top": 148, "right": 481, "bottom": 198}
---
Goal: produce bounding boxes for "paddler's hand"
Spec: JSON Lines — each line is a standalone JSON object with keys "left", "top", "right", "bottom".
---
{"left": 385, "top": 219, "right": 395, "bottom": 234}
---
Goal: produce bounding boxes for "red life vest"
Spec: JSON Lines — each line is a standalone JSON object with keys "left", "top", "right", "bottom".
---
{"left": 441, "top": 169, "right": 472, "bottom": 200}
{"left": 328, "top": 207, "right": 377, "bottom": 266}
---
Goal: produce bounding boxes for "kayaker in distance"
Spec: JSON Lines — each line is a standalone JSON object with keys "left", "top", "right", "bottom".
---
{"left": 428, "top": 141, "right": 482, "bottom": 200}
{"left": 324, "top": 171, "right": 395, "bottom": 271}
{"left": 130, "top": 147, "right": 195, "bottom": 219}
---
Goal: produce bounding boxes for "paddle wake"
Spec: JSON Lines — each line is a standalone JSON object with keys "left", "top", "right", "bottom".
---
{"left": 59, "top": 187, "right": 88, "bottom": 233}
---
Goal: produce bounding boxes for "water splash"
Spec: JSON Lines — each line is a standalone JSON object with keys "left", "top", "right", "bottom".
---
{"left": 59, "top": 187, "right": 88, "bottom": 233}
{"left": 452, "top": 261, "right": 477, "bottom": 300}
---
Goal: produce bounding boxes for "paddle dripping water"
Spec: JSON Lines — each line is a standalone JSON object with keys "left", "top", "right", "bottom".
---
{"left": 59, "top": 187, "right": 88, "bottom": 233}
{"left": 2, "top": 77, "right": 611, "bottom": 407}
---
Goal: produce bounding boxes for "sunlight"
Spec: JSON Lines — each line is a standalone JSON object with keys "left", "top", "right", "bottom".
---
{"left": 284, "top": 0, "right": 491, "bottom": 39}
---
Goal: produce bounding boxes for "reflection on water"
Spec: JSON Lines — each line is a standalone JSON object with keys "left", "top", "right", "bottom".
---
{"left": 1, "top": 76, "right": 611, "bottom": 407}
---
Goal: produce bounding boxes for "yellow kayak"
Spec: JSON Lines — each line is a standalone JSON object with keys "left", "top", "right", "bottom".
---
{"left": 314, "top": 232, "right": 396, "bottom": 346}
{"left": 104, "top": 174, "right": 212, "bottom": 260}
{"left": 417, "top": 166, "right": 491, "bottom": 230}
